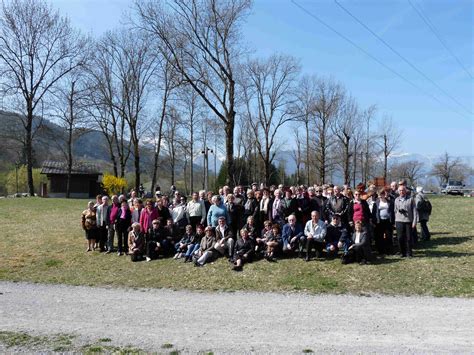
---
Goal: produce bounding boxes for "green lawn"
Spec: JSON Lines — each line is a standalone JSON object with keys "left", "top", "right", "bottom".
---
{"left": 0, "top": 195, "right": 472, "bottom": 297}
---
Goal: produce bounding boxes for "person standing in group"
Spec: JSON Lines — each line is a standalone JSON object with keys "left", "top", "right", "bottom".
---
{"left": 374, "top": 188, "right": 395, "bottom": 255}
{"left": 207, "top": 195, "right": 229, "bottom": 227}
{"left": 394, "top": 185, "right": 418, "bottom": 258}
{"left": 139, "top": 199, "right": 159, "bottom": 238}
{"left": 81, "top": 201, "right": 98, "bottom": 252}
{"left": 96, "top": 196, "right": 110, "bottom": 252}
{"left": 187, "top": 192, "right": 206, "bottom": 230}
{"left": 415, "top": 186, "right": 431, "bottom": 241}
{"left": 107, "top": 195, "right": 121, "bottom": 254}
{"left": 116, "top": 199, "right": 132, "bottom": 255}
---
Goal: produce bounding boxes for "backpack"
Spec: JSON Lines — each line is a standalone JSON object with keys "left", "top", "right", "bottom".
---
{"left": 419, "top": 198, "right": 432, "bottom": 215}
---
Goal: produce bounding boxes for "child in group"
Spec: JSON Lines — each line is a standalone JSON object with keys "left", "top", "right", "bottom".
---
{"left": 174, "top": 225, "right": 194, "bottom": 259}
{"left": 184, "top": 224, "right": 204, "bottom": 262}
{"left": 264, "top": 224, "right": 282, "bottom": 262}
{"left": 128, "top": 222, "right": 145, "bottom": 262}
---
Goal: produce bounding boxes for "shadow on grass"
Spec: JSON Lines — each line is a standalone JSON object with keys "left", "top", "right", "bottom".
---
{"left": 371, "top": 257, "right": 402, "bottom": 265}
{"left": 424, "top": 236, "right": 473, "bottom": 248}
{"left": 430, "top": 232, "right": 452, "bottom": 236}
{"left": 416, "top": 250, "right": 474, "bottom": 258}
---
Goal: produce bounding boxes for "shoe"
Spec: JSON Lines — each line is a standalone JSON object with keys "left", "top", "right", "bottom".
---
{"left": 105, "top": 250, "right": 112, "bottom": 254}
{"left": 146, "top": 257, "right": 151, "bottom": 262}
{"left": 86, "top": 248, "right": 91, "bottom": 252}
{"left": 194, "top": 261, "right": 202, "bottom": 267}
{"left": 305, "top": 256, "right": 311, "bottom": 262}
{"left": 173, "top": 253, "right": 180, "bottom": 259}
{"left": 117, "top": 252, "right": 123, "bottom": 256}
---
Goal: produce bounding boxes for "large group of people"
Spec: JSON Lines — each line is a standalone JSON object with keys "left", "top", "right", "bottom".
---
{"left": 81, "top": 180, "right": 432, "bottom": 270}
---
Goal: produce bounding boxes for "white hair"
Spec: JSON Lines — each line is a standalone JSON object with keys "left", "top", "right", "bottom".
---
{"left": 416, "top": 186, "right": 424, "bottom": 193}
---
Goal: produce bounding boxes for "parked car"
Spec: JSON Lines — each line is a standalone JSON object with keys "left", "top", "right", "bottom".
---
{"left": 442, "top": 180, "right": 465, "bottom": 196}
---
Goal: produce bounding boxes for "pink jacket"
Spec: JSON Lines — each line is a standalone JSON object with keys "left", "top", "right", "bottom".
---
{"left": 139, "top": 207, "right": 158, "bottom": 233}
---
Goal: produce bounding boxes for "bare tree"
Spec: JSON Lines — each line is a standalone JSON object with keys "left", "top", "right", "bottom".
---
{"left": 0, "top": 0, "right": 86, "bottom": 195}
{"left": 313, "top": 77, "right": 344, "bottom": 184}
{"left": 177, "top": 86, "right": 204, "bottom": 193}
{"left": 293, "top": 74, "right": 318, "bottom": 185}
{"left": 48, "top": 73, "right": 89, "bottom": 197}
{"left": 86, "top": 34, "right": 132, "bottom": 178}
{"left": 291, "top": 128, "right": 304, "bottom": 185}
{"left": 377, "top": 116, "right": 401, "bottom": 181}
{"left": 361, "top": 105, "right": 377, "bottom": 184}
{"left": 135, "top": 0, "right": 252, "bottom": 186}
{"left": 106, "top": 29, "right": 157, "bottom": 191}
{"left": 162, "top": 107, "right": 182, "bottom": 186}
{"left": 333, "top": 95, "right": 359, "bottom": 184}
{"left": 391, "top": 160, "right": 425, "bottom": 186}
{"left": 431, "top": 152, "right": 467, "bottom": 185}
{"left": 242, "top": 54, "right": 300, "bottom": 185}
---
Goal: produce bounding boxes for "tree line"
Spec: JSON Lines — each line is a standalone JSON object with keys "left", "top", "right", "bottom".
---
{"left": 0, "top": 0, "right": 469, "bottom": 197}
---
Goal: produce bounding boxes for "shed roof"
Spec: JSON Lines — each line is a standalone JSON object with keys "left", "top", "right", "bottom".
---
{"left": 41, "top": 160, "right": 102, "bottom": 175}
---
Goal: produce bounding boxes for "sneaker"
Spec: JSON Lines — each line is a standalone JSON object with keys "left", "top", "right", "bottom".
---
{"left": 194, "top": 261, "right": 202, "bottom": 267}
{"left": 117, "top": 252, "right": 123, "bottom": 256}
{"left": 173, "top": 253, "right": 180, "bottom": 259}
{"left": 146, "top": 257, "right": 151, "bottom": 262}
{"left": 105, "top": 250, "right": 112, "bottom": 254}
{"left": 86, "top": 248, "right": 91, "bottom": 252}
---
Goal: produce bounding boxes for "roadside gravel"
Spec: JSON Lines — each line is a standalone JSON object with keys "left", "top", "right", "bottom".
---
{"left": 0, "top": 281, "right": 472, "bottom": 353}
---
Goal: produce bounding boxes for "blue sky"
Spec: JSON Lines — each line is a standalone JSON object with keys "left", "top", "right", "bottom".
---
{"left": 51, "top": 0, "right": 473, "bottom": 157}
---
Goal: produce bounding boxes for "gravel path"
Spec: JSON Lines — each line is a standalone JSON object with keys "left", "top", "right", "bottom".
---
{"left": 0, "top": 282, "right": 473, "bottom": 353}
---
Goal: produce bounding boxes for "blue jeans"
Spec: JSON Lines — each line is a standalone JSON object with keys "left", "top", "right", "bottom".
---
{"left": 185, "top": 243, "right": 200, "bottom": 257}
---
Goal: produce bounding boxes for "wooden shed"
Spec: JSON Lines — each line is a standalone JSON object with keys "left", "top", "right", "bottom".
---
{"left": 41, "top": 160, "right": 102, "bottom": 198}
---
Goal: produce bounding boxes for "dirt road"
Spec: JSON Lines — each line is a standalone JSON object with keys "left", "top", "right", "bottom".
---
{"left": 0, "top": 282, "right": 472, "bottom": 353}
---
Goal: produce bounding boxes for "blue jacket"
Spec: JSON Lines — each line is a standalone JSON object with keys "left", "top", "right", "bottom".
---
{"left": 281, "top": 223, "right": 304, "bottom": 246}
{"left": 207, "top": 202, "right": 229, "bottom": 227}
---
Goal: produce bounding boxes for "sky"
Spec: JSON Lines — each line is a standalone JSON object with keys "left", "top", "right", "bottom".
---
{"left": 51, "top": 0, "right": 473, "bottom": 158}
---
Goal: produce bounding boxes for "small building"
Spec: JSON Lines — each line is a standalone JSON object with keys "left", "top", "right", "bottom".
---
{"left": 41, "top": 160, "right": 102, "bottom": 198}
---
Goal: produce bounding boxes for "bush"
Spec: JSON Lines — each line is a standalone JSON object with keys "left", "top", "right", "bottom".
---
{"left": 102, "top": 174, "right": 127, "bottom": 196}
{"left": 5, "top": 165, "right": 47, "bottom": 194}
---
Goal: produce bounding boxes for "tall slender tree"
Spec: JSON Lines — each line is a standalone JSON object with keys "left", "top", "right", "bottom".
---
{"left": 0, "top": 0, "right": 86, "bottom": 195}
{"left": 135, "top": 0, "right": 252, "bottom": 186}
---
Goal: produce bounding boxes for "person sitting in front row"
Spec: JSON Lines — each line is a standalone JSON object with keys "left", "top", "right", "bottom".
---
{"left": 128, "top": 222, "right": 145, "bottom": 262}
{"left": 174, "top": 224, "right": 194, "bottom": 259}
{"left": 303, "top": 210, "right": 327, "bottom": 261}
{"left": 194, "top": 226, "right": 217, "bottom": 267}
{"left": 325, "top": 214, "right": 348, "bottom": 258}
{"left": 146, "top": 219, "right": 168, "bottom": 261}
{"left": 264, "top": 224, "right": 282, "bottom": 262}
{"left": 184, "top": 224, "right": 204, "bottom": 262}
{"left": 255, "top": 220, "right": 272, "bottom": 255}
{"left": 281, "top": 214, "right": 304, "bottom": 256}
{"left": 338, "top": 220, "right": 372, "bottom": 265}
{"left": 232, "top": 228, "right": 255, "bottom": 271}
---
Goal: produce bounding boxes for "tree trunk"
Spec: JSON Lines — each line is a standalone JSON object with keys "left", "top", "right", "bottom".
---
{"left": 225, "top": 114, "right": 235, "bottom": 186}
{"left": 66, "top": 81, "right": 75, "bottom": 199}
{"left": 190, "top": 125, "right": 194, "bottom": 193}
{"left": 344, "top": 136, "right": 350, "bottom": 184}
{"left": 26, "top": 100, "right": 35, "bottom": 196}
{"left": 305, "top": 120, "right": 310, "bottom": 186}
{"left": 383, "top": 134, "right": 388, "bottom": 181}
{"left": 134, "top": 139, "right": 140, "bottom": 193}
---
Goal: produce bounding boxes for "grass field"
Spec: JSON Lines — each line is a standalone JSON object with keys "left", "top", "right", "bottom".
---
{"left": 0, "top": 195, "right": 472, "bottom": 297}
